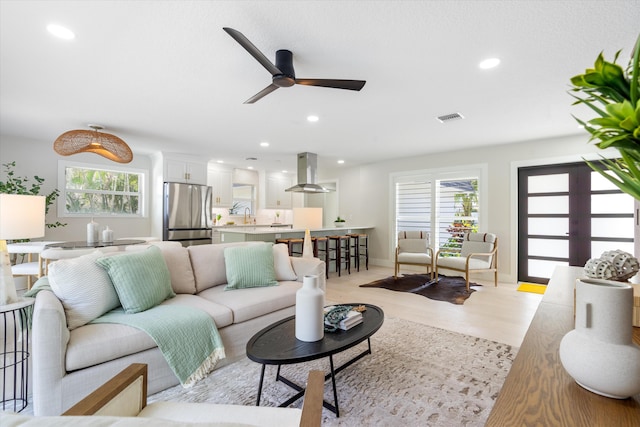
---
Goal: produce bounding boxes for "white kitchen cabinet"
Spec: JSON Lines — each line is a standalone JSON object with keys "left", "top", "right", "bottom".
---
{"left": 208, "top": 168, "right": 233, "bottom": 208}
{"left": 265, "top": 173, "right": 292, "bottom": 209}
{"left": 165, "top": 158, "right": 207, "bottom": 184}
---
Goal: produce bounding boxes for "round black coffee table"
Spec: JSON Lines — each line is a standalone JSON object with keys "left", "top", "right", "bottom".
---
{"left": 246, "top": 303, "right": 384, "bottom": 417}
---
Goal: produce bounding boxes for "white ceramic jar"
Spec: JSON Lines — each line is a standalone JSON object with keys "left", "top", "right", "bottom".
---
{"left": 559, "top": 277, "right": 640, "bottom": 399}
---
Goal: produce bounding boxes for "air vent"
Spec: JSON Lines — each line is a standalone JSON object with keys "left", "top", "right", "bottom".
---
{"left": 436, "top": 112, "right": 464, "bottom": 123}
{"left": 245, "top": 157, "right": 258, "bottom": 161}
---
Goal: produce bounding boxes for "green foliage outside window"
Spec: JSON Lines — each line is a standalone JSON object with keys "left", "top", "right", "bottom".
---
{"left": 64, "top": 166, "right": 141, "bottom": 215}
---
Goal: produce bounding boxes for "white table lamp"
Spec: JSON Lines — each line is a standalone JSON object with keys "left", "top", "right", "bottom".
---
{"left": 0, "top": 194, "right": 46, "bottom": 304}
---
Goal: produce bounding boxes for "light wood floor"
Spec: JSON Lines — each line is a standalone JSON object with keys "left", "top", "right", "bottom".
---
{"left": 324, "top": 265, "right": 543, "bottom": 348}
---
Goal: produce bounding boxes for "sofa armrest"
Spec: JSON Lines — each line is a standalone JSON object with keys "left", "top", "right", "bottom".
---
{"left": 32, "top": 287, "right": 71, "bottom": 415}
{"left": 300, "top": 370, "right": 324, "bottom": 427}
{"left": 63, "top": 363, "right": 148, "bottom": 416}
{"left": 290, "top": 257, "right": 326, "bottom": 291}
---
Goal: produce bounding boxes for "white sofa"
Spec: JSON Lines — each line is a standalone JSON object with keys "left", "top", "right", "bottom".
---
{"left": 31, "top": 241, "right": 326, "bottom": 416}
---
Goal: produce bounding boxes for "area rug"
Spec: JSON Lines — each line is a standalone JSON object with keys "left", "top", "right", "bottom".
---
{"left": 359, "top": 274, "right": 480, "bottom": 305}
{"left": 517, "top": 282, "right": 547, "bottom": 295}
{"left": 149, "top": 317, "right": 517, "bottom": 426}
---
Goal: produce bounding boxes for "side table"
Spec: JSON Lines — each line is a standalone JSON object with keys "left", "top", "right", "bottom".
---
{"left": 1, "top": 297, "right": 34, "bottom": 412}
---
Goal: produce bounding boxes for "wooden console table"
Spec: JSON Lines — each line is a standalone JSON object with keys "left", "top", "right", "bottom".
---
{"left": 486, "top": 266, "right": 640, "bottom": 426}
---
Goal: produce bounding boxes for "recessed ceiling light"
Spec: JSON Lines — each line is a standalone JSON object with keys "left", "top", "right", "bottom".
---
{"left": 307, "top": 115, "right": 319, "bottom": 122}
{"left": 337, "top": 160, "right": 345, "bottom": 164}
{"left": 282, "top": 170, "right": 288, "bottom": 174}
{"left": 47, "top": 24, "right": 75, "bottom": 40}
{"left": 479, "top": 58, "right": 500, "bottom": 70}
{"left": 247, "top": 166, "right": 254, "bottom": 170}
{"left": 260, "top": 141, "right": 269, "bottom": 147}
{"left": 216, "top": 160, "right": 224, "bottom": 164}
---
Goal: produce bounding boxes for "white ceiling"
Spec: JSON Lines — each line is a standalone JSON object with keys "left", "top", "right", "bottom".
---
{"left": 1, "top": 1, "right": 638, "bottom": 172}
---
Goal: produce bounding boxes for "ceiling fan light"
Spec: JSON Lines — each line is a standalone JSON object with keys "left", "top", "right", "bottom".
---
{"left": 53, "top": 126, "right": 133, "bottom": 163}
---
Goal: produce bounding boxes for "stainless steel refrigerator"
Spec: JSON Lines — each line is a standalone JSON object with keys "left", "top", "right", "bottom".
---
{"left": 163, "top": 182, "right": 212, "bottom": 247}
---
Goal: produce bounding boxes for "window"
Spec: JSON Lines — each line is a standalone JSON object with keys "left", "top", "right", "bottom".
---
{"left": 58, "top": 161, "right": 146, "bottom": 217}
{"left": 393, "top": 166, "right": 485, "bottom": 255}
{"left": 232, "top": 184, "right": 255, "bottom": 215}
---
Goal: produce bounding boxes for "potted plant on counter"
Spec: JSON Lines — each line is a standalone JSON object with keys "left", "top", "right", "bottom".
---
{"left": 334, "top": 216, "right": 346, "bottom": 227}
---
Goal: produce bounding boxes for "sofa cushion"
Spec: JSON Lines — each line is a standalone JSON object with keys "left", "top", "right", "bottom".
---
{"left": 97, "top": 246, "right": 175, "bottom": 314}
{"left": 188, "top": 242, "right": 260, "bottom": 293}
{"left": 66, "top": 323, "right": 157, "bottom": 371}
{"left": 198, "top": 281, "right": 300, "bottom": 324}
{"left": 48, "top": 251, "right": 120, "bottom": 330}
{"left": 66, "top": 296, "right": 233, "bottom": 371}
{"left": 273, "top": 243, "right": 297, "bottom": 281}
{"left": 224, "top": 243, "right": 277, "bottom": 290}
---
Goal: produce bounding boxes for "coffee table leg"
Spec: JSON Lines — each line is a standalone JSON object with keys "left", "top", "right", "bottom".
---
{"left": 256, "top": 364, "right": 266, "bottom": 406}
{"left": 329, "top": 355, "right": 340, "bottom": 417}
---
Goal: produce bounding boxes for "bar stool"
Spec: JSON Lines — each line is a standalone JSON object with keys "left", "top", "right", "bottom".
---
{"left": 347, "top": 233, "right": 369, "bottom": 272}
{"left": 328, "top": 235, "right": 350, "bottom": 277}
{"left": 311, "top": 236, "right": 330, "bottom": 278}
{"left": 275, "top": 238, "right": 304, "bottom": 257}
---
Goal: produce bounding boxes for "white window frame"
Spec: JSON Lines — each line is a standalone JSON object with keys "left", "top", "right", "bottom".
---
{"left": 57, "top": 160, "right": 148, "bottom": 218}
{"left": 389, "top": 164, "right": 488, "bottom": 256}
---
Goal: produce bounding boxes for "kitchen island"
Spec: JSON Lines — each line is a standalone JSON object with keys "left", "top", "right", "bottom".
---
{"left": 219, "top": 226, "right": 374, "bottom": 243}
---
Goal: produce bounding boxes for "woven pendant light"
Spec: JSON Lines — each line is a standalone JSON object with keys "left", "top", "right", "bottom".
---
{"left": 53, "top": 124, "right": 133, "bottom": 163}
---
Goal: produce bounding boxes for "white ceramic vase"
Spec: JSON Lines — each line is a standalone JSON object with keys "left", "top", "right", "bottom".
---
{"left": 295, "top": 275, "right": 324, "bottom": 342}
{"left": 559, "top": 278, "right": 640, "bottom": 399}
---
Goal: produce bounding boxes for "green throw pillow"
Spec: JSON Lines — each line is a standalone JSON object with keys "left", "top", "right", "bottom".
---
{"left": 97, "top": 246, "right": 175, "bottom": 313}
{"left": 224, "top": 243, "right": 278, "bottom": 290}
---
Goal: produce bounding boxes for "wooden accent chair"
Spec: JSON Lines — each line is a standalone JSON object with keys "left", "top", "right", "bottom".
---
{"left": 62, "top": 363, "right": 324, "bottom": 427}
{"left": 435, "top": 232, "right": 498, "bottom": 291}
{"left": 394, "top": 230, "right": 434, "bottom": 279}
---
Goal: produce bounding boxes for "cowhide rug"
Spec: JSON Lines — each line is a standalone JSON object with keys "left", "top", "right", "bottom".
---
{"left": 359, "top": 274, "right": 480, "bottom": 305}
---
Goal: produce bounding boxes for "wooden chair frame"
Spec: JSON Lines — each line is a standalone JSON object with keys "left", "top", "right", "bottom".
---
{"left": 64, "top": 363, "right": 324, "bottom": 427}
{"left": 435, "top": 236, "right": 498, "bottom": 291}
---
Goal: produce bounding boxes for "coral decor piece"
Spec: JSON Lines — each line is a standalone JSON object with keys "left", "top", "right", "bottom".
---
{"left": 584, "top": 250, "right": 639, "bottom": 281}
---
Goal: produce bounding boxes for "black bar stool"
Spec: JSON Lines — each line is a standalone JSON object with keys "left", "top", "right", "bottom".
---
{"left": 311, "top": 236, "right": 330, "bottom": 278}
{"left": 347, "top": 233, "right": 369, "bottom": 272}
{"left": 328, "top": 235, "right": 350, "bottom": 276}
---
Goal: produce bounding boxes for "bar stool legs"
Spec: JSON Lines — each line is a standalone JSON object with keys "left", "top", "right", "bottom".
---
{"left": 328, "top": 235, "right": 350, "bottom": 277}
{"left": 347, "top": 233, "right": 369, "bottom": 272}
{"left": 311, "top": 236, "right": 330, "bottom": 278}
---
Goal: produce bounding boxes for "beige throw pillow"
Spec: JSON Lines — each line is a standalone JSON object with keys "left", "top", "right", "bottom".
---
{"left": 273, "top": 243, "right": 297, "bottom": 281}
{"left": 48, "top": 251, "right": 120, "bottom": 330}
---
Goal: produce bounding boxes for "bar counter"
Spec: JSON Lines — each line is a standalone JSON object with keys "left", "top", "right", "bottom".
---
{"left": 219, "top": 225, "right": 373, "bottom": 243}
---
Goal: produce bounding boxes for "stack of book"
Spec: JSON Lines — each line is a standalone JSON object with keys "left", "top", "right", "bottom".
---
{"left": 324, "top": 306, "right": 363, "bottom": 331}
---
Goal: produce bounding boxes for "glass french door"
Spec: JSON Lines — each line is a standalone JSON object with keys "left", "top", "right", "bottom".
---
{"left": 518, "top": 162, "right": 634, "bottom": 284}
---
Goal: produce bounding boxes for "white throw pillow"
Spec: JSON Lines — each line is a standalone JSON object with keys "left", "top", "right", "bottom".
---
{"left": 48, "top": 251, "right": 120, "bottom": 330}
{"left": 273, "top": 243, "right": 297, "bottom": 281}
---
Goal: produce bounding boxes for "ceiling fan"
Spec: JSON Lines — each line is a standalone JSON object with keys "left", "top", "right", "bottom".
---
{"left": 223, "top": 27, "right": 366, "bottom": 104}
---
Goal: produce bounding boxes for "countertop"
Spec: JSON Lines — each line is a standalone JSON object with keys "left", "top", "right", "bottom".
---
{"left": 220, "top": 225, "right": 373, "bottom": 235}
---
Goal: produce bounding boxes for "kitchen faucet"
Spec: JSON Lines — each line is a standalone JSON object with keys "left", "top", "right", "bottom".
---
{"left": 244, "top": 207, "right": 250, "bottom": 224}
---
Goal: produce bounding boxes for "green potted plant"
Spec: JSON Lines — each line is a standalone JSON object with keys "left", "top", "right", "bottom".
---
{"left": 569, "top": 35, "right": 640, "bottom": 200}
{"left": 334, "top": 216, "right": 346, "bottom": 227}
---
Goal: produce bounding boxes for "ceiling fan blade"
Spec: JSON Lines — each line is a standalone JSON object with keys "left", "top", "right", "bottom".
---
{"left": 223, "top": 27, "right": 281, "bottom": 76}
{"left": 295, "top": 78, "right": 366, "bottom": 91}
{"left": 244, "top": 84, "right": 279, "bottom": 104}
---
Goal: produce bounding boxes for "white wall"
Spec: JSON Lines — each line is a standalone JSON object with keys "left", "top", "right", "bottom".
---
{"left": 0, "top": 135, "right": 154, "bottom": 241}
{"left": 2, "top": 132, "right": 606, "bottom": 283}
{"left": 320, "top": 133, "right": 603, "bottom": 283}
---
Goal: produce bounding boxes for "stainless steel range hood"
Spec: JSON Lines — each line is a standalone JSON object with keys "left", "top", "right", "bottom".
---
{"left": 285, "top": 152, "right": 330, "bottom": 193}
